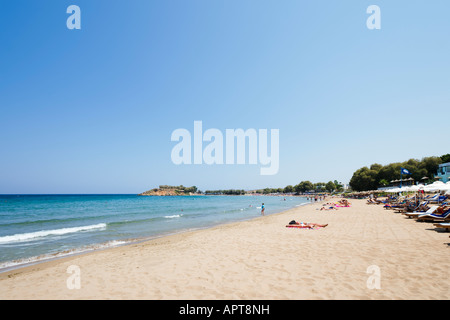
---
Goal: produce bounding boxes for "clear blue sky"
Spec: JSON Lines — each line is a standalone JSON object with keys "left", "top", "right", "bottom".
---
{"left": 1, "top": 1, "right": 449, "bottom": 193}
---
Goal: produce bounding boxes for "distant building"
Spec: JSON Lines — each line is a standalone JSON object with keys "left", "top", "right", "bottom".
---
{"left": 436, "top": 162, "right": 450, "bottom": 183}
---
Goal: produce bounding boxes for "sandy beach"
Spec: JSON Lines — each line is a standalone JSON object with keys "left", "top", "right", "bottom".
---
{"left": 0, "top": 198, "right": 449, "bottom": 300}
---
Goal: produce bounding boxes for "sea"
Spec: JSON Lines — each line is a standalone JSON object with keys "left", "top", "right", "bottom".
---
{"left": 0, "top": 194, "right": 310, "bottom": 271}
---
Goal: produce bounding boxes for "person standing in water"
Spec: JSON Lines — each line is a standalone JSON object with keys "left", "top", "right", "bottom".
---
{"left": 261, "top": 203, "right": 265, "bottom": 215}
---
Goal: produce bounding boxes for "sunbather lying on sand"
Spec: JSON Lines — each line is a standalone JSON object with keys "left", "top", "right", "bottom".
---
{"left": 320, "top": 204, "right": 337, "bottom": 211}
{"left": 336, "top": 199, "right": 351, "bottom": 207}
{"left": 286, "top": 221, "right": 328, "bottom": 229}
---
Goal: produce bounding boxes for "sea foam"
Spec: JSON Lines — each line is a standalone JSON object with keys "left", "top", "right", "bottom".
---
{"left": 0, "top": 223, "right": 107, "bottom": 244}
{"left": 164, "top": 214, "right": 182, "bottom": 219}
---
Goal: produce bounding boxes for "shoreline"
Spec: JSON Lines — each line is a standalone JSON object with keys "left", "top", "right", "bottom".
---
{"left": 0, "top": 200, "right": 314, "bottom": 275}
{"left": 1, "top": 198, "right": 448, "bottom": 299}
{"left": 0, "top": 201, "right": 311, "bottom": 280}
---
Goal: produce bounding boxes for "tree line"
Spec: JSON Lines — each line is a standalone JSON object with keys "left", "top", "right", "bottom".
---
{"left": 349, "top": 154, "right": 449, "bottom": 192}
{"left": 204, "top": 189, "right": 246, "bottom": 195}
{"left": 254, "top": 180, "right": 344, "bottom": 194}
{"left": 203, "top": 180, "right": 344, "bottom": 195}
{"left": 157, "top": 185, "right": 199, "bottom": 194}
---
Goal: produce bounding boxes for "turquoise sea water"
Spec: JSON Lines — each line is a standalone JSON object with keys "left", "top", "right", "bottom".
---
{"left": 0, "top": 194, "right": 309, "bottom": 270}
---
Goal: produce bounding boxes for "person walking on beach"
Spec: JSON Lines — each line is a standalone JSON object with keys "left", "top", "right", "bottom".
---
{"left": 261, "top": 203, "right": 265, "bottom": 216}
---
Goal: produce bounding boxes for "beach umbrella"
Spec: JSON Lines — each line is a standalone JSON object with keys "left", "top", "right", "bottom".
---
{"left": 407, "top": 185, "right": 420, "bottom": 192}
{"left": 402, "top": 186, "right": 413, "bottom": 192}
{"left": 424, "top": 185, "right": 439, "bottom": 192}
{"left": 425, "top": 181, "right": 446, "bottom": 192}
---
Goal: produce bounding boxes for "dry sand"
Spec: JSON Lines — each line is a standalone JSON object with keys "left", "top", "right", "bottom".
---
{"left": 0, "top": 198, "right": 449, "bottom": 300}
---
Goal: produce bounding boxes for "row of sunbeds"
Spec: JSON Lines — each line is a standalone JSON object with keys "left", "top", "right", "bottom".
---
{"left": 370, "top": 195, "right": 450, "bottom": 233}
{"left": 403, "top": 202, "right": 450, "bottom": 233}
{"left": 367, "top": 193, "right": 447, "bottom": 206}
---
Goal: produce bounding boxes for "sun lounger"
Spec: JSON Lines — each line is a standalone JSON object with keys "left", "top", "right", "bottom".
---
{"left": 432, "top": 222, "right": 450, "bottom": 231}
{"left": 385, "top": 202, "right": 406, "bottom": 210}
{"left": 417, "top": 208, "right": 450, "bottom": 222}
{"left": 427, "top": 194, "right": 441, "bottom": 203}
{"left": 403, "top": 206, "right": 439, "bottom": 219}
{"left": 367, "top": 199, "right": 381, "bottom": 205}
{"left": 396, "top": 201, "right": 428, "bottom": 214}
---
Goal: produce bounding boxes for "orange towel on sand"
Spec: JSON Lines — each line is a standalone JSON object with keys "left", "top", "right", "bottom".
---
{"left": 286, "top": 225, "right": 312, "bottom": 229}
